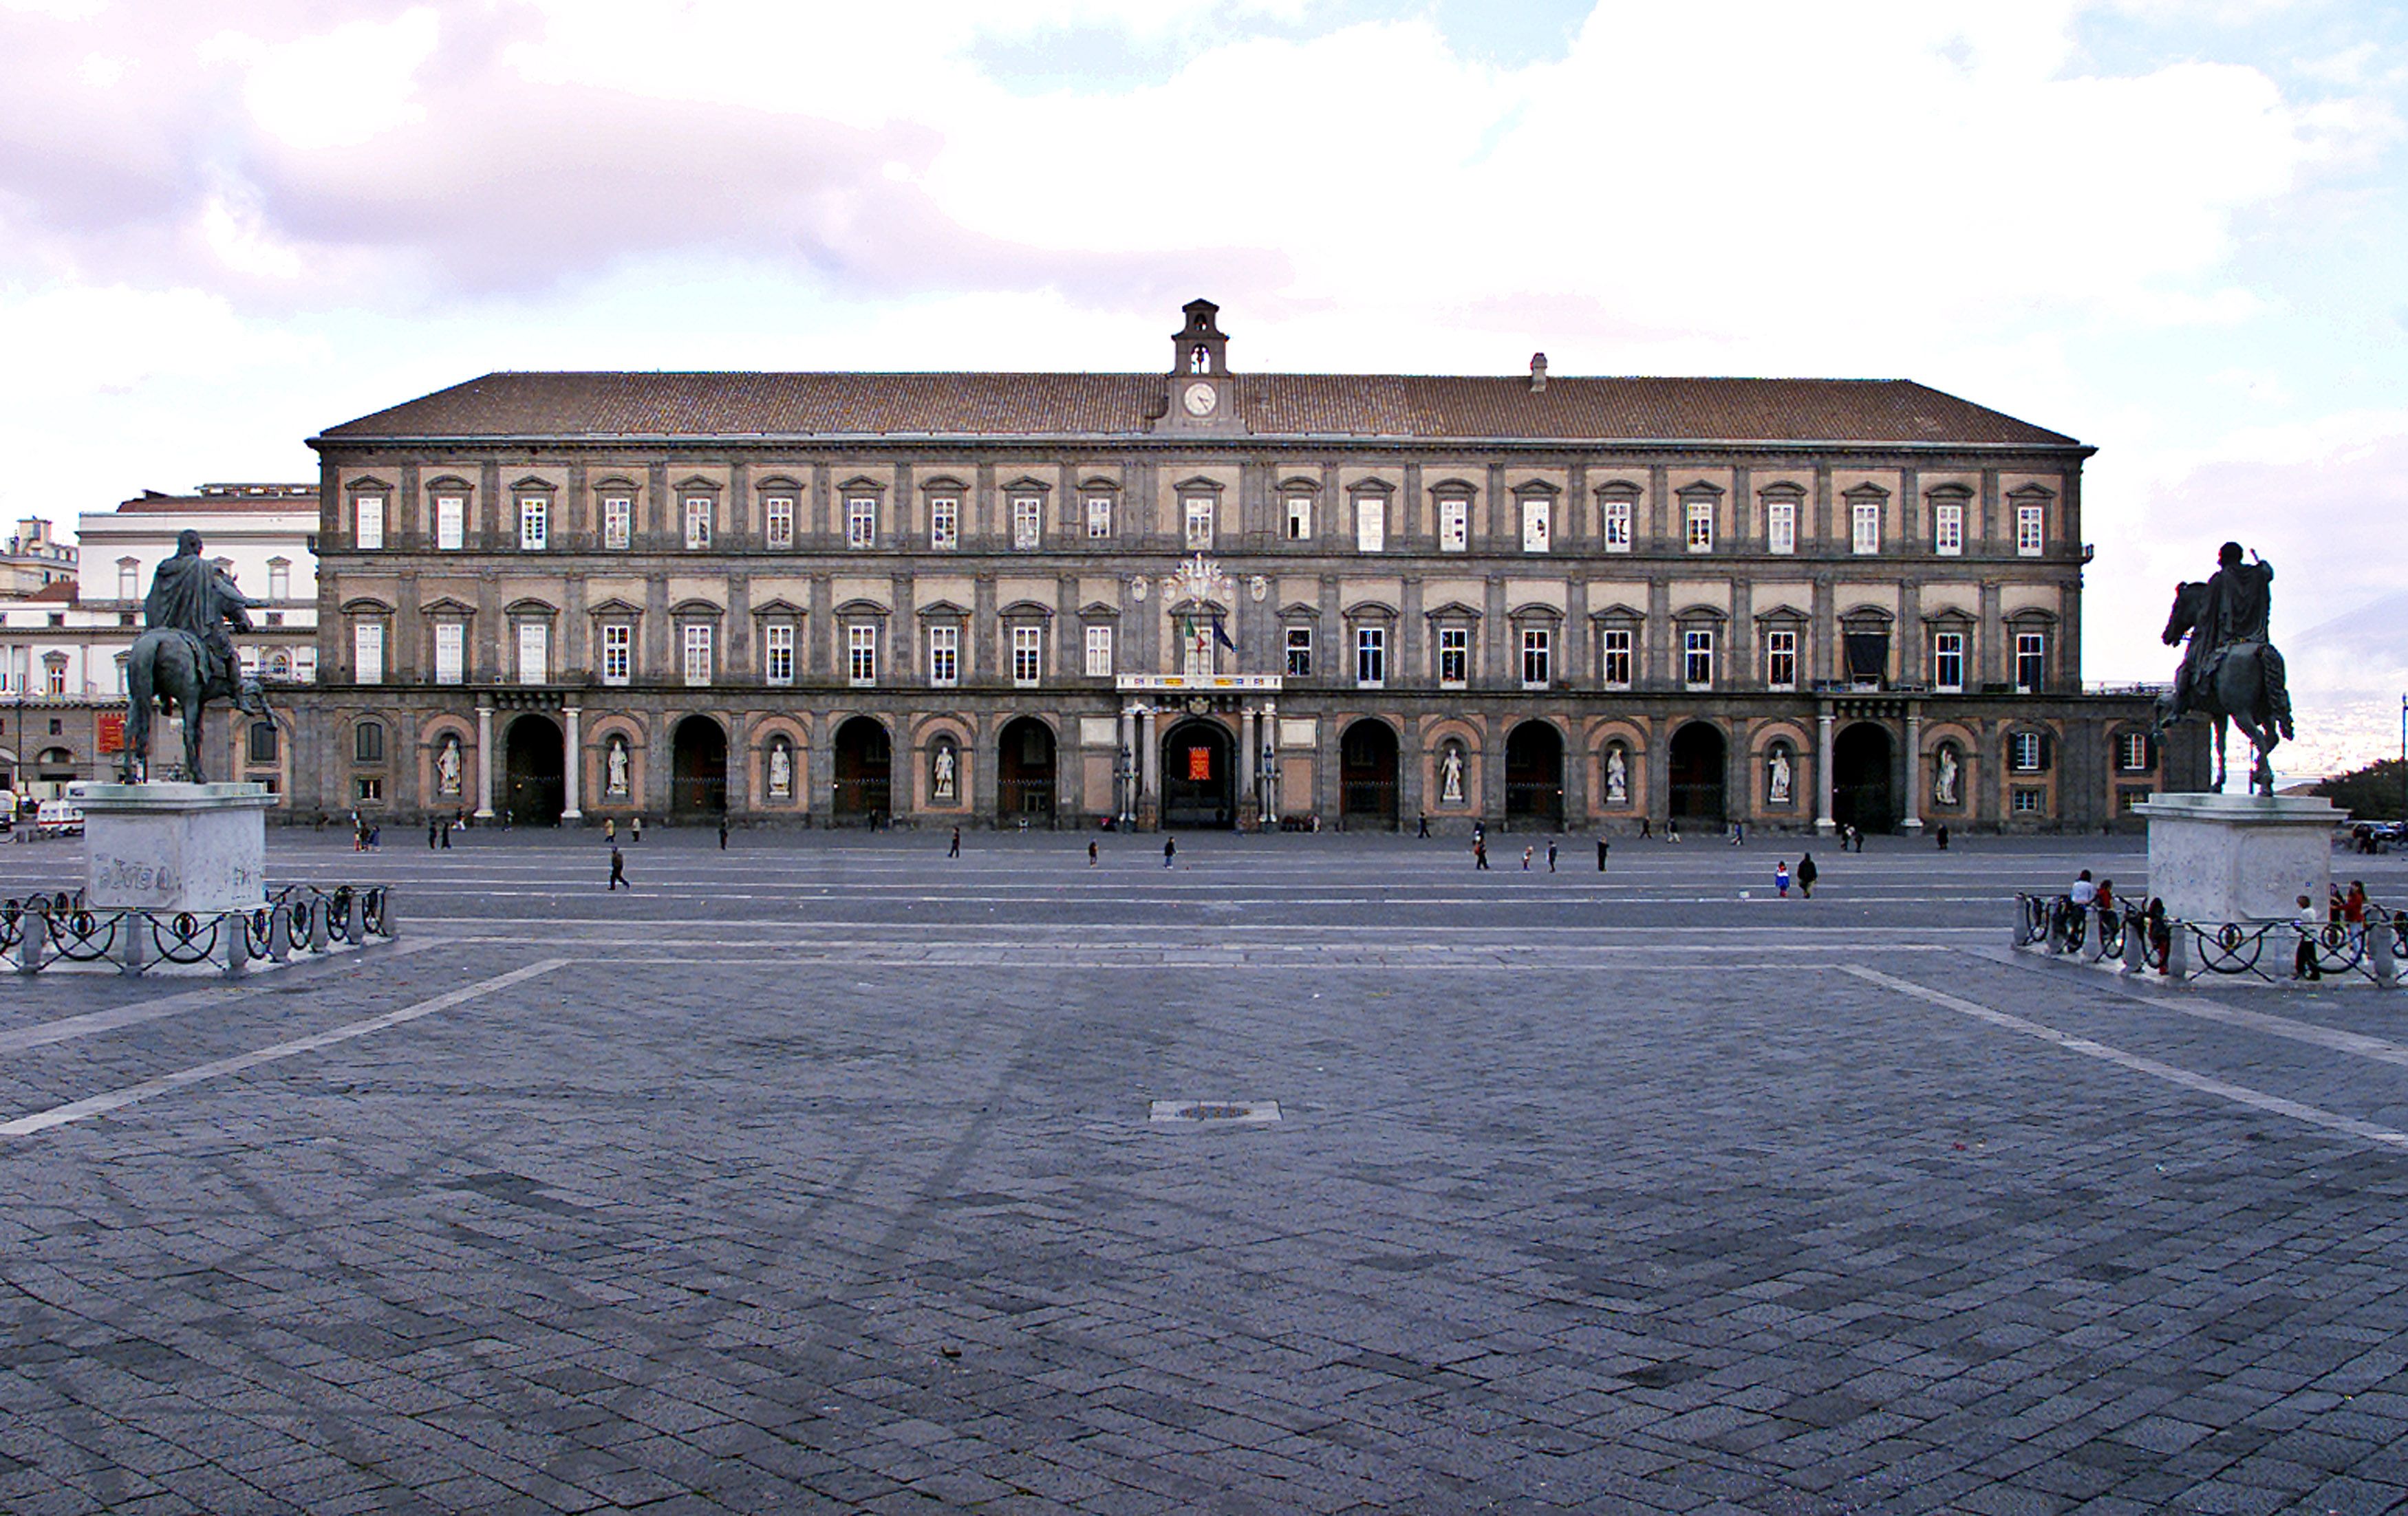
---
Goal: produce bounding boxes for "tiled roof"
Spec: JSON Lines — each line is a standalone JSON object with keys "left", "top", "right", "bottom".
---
{"left": 116, "top": 487, "right": 316, "bottom": 515}
{"left": 316, "top": 372, "right": 2079, "bottom": 448}
{"left": 26, "top": 580, "right": 78, "bottom": 603}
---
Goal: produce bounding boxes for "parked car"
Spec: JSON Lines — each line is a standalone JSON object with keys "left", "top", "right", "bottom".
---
{"left": 34, "top": 799, "right": 83, "bottom": 838}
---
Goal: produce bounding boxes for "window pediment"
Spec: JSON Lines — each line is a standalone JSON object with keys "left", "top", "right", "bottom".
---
{"left": 751, "top": 596, "right": 806, "bottom": 618}
{"left": 1924, "top": 482, "right": 1973, "bottom": 501}
{"left": 1173, "top": 475, "right": 1225, "bottom": 495}
{"left": 918, "top": 475, "right": 969, "bottom": 493}
{"left": 1839, "top": 605, "right": 1896, "bottom": 626}
{"left": 1589, "top": 602, "right": 1646, "bottom": 623}
{"left": 503, "top": 597, "right": 559, "bottom": 617}
{"left": 1675, "top": 479, "right": 1726, "bottom": 499}
{"left": 1511, "top": 480, "right": 1561, "bottom": 499}
{"left": 1592, "top": 479, "right": 1642, "bottom": 499}
{"left": 1840, "top": 482, "right": 1891, "bottom": 501}
{"left": 509, "top": 475, "right": 553, "bottom": 493}
{"left": 1423, "top": 600, "right": 1482, "bottom": 621}
{"left": 1673, "top": 604, "right": 1730, "bottom": 624}
{"left": 340, "top": 596, "right": 394, "bottom": 616}
{"left": 1429, "top": 477, "right": 1479, "bottom": 497}
{"left": 1346, "top": 601, "right": 1399, "bottom": 621}
{"left": 836, "top": 475, "right": 887, "bottom": 495}
{"left": 1078, "top": 600, "right": 1121, "bottom": 620}
{"left": 591, "top": 475, "right": 640, "bottom": 492}
{"left": 419, "top": 596, "right": 475, "bottom": 617}
{"left": 1754, "top": 602, "right": 1809, "bottom": 623}
{"left": 834, "top": 597, "right": 890, "bottom": 618}
{"left": 1280, "top": 601, "right": 1320, "bottom": 620}
{"left": 671, "top": 598, "right": 724, "bottom": 618}
{"left": 346, "top": 475, "right": 394, "bottom": 493}
{"left": 423, "top": 475, "right": 473, "bottom": 493}
{"left": 998, "top": 600, "right": 1054, "bottom": 621}
{"left": 1001, "top": 475, "right": 1050, "bottom": 495}
{"left": 2005, "top": 483, "right": 2058, "bottom": 501}
{"left": 587, "top": 596, "right": 643, "bottom": 618}
{"left": 673, "top": 476, "right": 720, "bottom": 494}
{"left": 1276, "top": 477, "right": 1321, "bottom": 496}
{"left": 755, "top": 475, "right": 804, "bottom": 492}
{"left": 914, "top": 598, "right": 969, "bottom": 619}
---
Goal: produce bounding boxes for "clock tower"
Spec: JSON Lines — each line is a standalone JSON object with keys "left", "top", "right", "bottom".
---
{"left": 1161, "top": 298, "right": 1242, "bottom": 432}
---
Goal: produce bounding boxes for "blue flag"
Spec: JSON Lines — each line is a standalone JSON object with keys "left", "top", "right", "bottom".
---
{"left": 1211, "top": 615, "right": 1237, "bottom": 651}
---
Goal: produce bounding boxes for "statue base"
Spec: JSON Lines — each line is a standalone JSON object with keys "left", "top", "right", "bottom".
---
{"left": 2133, "top": 792, "right": 2343, "bottom": 924}
{"left": 72, "top": 782, "right": 274, "bottom": 916}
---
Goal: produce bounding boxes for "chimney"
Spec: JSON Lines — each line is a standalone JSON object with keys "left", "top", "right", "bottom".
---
{"left": 1528, "top": 352, "right": 1548, "bottom": 392}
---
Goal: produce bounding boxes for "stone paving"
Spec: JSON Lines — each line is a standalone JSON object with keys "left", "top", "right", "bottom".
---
{"left": 2, "top": 828, "right": 2407, "bottom": 1513}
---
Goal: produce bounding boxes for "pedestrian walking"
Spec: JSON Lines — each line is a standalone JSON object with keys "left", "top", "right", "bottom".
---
{"left": 1163, "top": 837, "right": 1176, "bottom": 868}
{"left": 604, "top": 818, "right": 615, "bottom": 843}
{"left": 440, "top": 821, "right": 451, "bottom": 850}
{"left": 631, "top": 816, "right": 643, "bottom": 843}
{"left": 1667, "top": 821, "right": 1681, "bottom": 843}
{"left": 718, "top": 818, "right": 729, "bottom": 849}
{"left": 1521, "top": 845, "right": 1533, "bottom": 871}
{"left": 367, "top": 825, "right": 380, "bottom": 849}
{"left": 428, "top": 818, "right": 439, "bottom": 849}
{"left": 609, "top": 845, "right": 629, "bottom": 891}
{"left": 1473, "top": 820, "right": 1486, "bottom": 846}
{"left": 1088, "top": 840, "right": 1099, "bottom": 866}
{"left": 1796, "top": 851, "right": 1818, "bottom": 899}
{"left": 1640, "top": 818, "right": 1651, "bottom": 839}
{"left": 1417, "top": 814, "right": 1430, "bottom": 838}
{"left": 1935, "top": 823, "right": 1949, "bottom": 851}
{"left": 1596, "top": 836, "right": 1609, "bottom": 870}
{"left": 2294, "top": 894, "right": 2323, "bottom": 979}
{"left": 949, "top": 826, "right": 961, "bottom": 858}
{"left": 1474, "top": 838, "right": 1490, "bottom": 870}
{"left": 1774, "top": 861, "right": 1790, "bottom": 897}
{"left": 2345, "top": 879, "right": 2369, "bottom": 950}
{"left": 1546, "top": 839, "right": 1558, "bottom": 872}
{"left": 1729, "top": 821, "right": 1743, "bottom": 845}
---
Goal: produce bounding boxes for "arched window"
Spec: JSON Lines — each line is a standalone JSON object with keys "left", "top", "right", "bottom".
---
{"left": 353, "top": 720, "right": 386, "bottom": 766}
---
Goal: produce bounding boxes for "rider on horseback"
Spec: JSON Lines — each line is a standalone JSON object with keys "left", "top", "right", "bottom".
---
{"left": 144, "top": 529, "right": 257, "bottom": 704}
{"left": 2172, "top": 541, "right": 2294, "bottom": 740}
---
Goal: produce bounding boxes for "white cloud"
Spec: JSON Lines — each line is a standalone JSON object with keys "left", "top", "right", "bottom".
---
{"left": 201, "top": 7, "right": 439, "bottom": 151}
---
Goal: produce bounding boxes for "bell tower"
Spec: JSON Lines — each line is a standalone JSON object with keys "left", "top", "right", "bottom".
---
{"left": 1163, "top": 299, "right": 1240, "bottom": 431}
{"left": 1172, "top": 299, "right": 1228, "bottom": 376}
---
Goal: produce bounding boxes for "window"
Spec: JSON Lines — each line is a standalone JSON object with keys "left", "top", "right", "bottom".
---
{"left": 849, "top": 624, "right": 877, "bottom": 685}
{"left": 1012, "top": 625, "right": 1042, "bottom": 686}
{"left": 1602, "top": 497, "right": 1633, "bottom": 552}
{"left": 2010, "top": 730, "right": 2045, "bottom": 772}
{"left": 2012, "top": 787, "right": 2042, "bottom": 814}
{"left": 1767, "top": 500, "right": 1796, "bottom": 555}
{"left": 1012, "top": 495, "right": 1042, "bottom": 550}
{"left": 248, "top": 721, "right": 279, "bottom": 766}
{"left": 355, "top": 495, "right": 385, "bottom": 550}
{"left": 1355, "top": 498, "right": 1384, "bottom": 553}
{"left": 118, "top": 560, "right": 138, "bottom": 600}
{"left": 1851, "top": 500, "right": 1881, "bottom": 555}
{"left": 601, "top": 623, "right": 632, "bottom": 684}
{"left": 1086, "top": 495, "right": 1112, "bottom": 539}
{"left": 1683, "top": 627, "right": 1714, "bottom": 687}
{"left": 517, "top": 621, "right": 548, "bottom": 684}
{"left": 2017, "top": 503, "right": 2045, "bottom": 556}
{"left": 1935, "top": 500, "right": 1964, "bottom": 555}
{"left": 2015, "top": 631, "right": 2045, "bottom": 694}
{"left": 268, "top": 560, "right": 290, "bottom": 601}
{"left": 683, "top": 495, "right": 712, "bottom": 550}
{"left": 927, "top": 625, "right": 958, "bottom": 686}
{"left": 1084, "top": 624, "right": 1112, "bottom": 678}
{"left": 1439, "top": 498, "right": 1469, "bottom": 552}
{"left": 1933, "top": 631, "right": 1965, "bottom": 692}
{"left": 1285, "top": 497, "right": 1312, "bottom": 541}
{"left": 847, "top": 496, "right": 877, "bottom": 548}
{"left": 433, "top": 622, "right": 464, "bottom": 685}
{"left": 1521, "top": 500, "right": 1550, "bottom": 554}
{"left": 1184, "top": 497, "right": 1214, "bottom": 549}
{"left": 1601, "top": 627, "right": 1633, "bottom": 688}
{"left": 2118, "top": 732, "right": 2153, "bottom": 772}
{"left": 764, "top": 495, "right": 795, "bottom": 549}
{"left": 1685, "top": 498, "right": 1714, "bottom": 552}
{"left": 519, "top": 497, "right": 548, "bottom": 551}
{"left": 1439, "top": 627, "right": 1468, "bottom": 687}
{"left": 603, "top": 495, "right": 632, "bottom": 550}
{"left": 765, "top": 622, "right": 795, "bottom": 685}
{"left": 929, "top": 496, "right": 958, "bottom": 550}
{"left": 1521, "top": 628, "right": 1551, "bottom": 687}
{"left": 354, "top": 720, "right": 385, "bottom": 764}
{"left": 1285, "top": 626, "right": 1312, "bottom": 678}
{"left": 1765, "top": 628, "right": 1797, "bottom": 690}
{"left": 355, "top": 777, "right": 383, "bottom": 803}
{"left": 434, "top": 494, "right": 464, "bottom": 550}
{"left": 1355, "top": 626, "right": 1386, "bottom": 687}
{"left": 293, "top": 647, "right": 317, "bottom": 682}
{"left": 682, "top": 623, "right": 713, "bottom": 686}
{"left": 43, "top": 658, "right": 65, "bottom": 695}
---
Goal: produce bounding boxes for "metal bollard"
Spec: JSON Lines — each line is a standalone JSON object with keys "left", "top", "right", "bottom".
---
{"left": 2122, "top": 918, "right": 2148, "bottom": 975}
{"left": 223, "top": 909, "right": 248, "bottom": 978}
{"left": 308, "top": 899, "right": 330, "bottom": 955}
{"left": 2166, "top": 924, "right": 2191, "bottom": 983}
{"left": 17, "top": 904, "right": 46, "bottom": 974}
{"left": 2372, "top": 924, "right": 2398, "bottom": 988}
{"left": 120, "top": 911, "right": 147, "bottom": 977}
{"left": 268, "top": 902, "right": 291, "bottom": 963}
{"left": 2083, "top": 910, "right": 2104, "bottom": 962}
{"left": 344, "top": 893, "right": 365, "bottom": 947}
{"left": 376, "top": 889, "right": 396, "bottom": 940}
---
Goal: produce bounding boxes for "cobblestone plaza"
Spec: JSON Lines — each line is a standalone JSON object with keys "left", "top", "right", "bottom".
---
{"left": 3, "top": 832, "right": 2407, "bottom": 1514}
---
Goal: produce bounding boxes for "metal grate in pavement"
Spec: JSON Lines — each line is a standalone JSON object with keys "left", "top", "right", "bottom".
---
{"left": 1148, "top": 1098, "right": 1281, "bottom": 1125}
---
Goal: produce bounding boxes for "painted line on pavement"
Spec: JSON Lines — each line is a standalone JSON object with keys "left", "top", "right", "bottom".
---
{"left": 1845, "top": 965, "right": 2408, "bottom": 1154}
{"left": 0, "top": 938, "right": 443, "bottom": 1059}
{"left": 0, "top": 958, "right": 568, "bottom": 1138}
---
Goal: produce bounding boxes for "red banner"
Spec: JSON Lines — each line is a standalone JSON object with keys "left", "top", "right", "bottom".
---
{"left": 1187, "top": 747, "right": 1211, "bottom": 781}
{"left": 98, "top": 711, "right": 125, "bottom": 755}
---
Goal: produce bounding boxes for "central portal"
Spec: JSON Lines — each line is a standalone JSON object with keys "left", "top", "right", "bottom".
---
{"left": 1160, "top": 719, "right": 1235, "bottom": 829}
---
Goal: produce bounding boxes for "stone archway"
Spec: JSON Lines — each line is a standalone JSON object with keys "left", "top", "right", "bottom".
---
{"left": 998, "top": 717, "right": 1056, "bottom": 822}
{"left": 1160, "top": 719, "right": 1235, "bottom": 829}
{"left": 832, "top": 717, "right": 892, "bottom": 823}
{"left": 1833, "top": 722, "right": 1896, "bottom": 833}
{"left": 1504, "top": 720, "right": 1565, "bottom": 828}
{"left": 1668, "top": 722, "right": 1727, "bottom": 832}
{"left": 670, "top": 715, "right": 727, "bottom": 818}
{"left": 502, "top": 715, "right": 564, "bottom": 826}
{"left": 1338, "top": 719, "right": 1399, "bottom": 830}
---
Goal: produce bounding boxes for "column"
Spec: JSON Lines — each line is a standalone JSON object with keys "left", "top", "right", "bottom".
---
{"left": 1139, "top": 704, "right": 1159, "bottom": 828}
{"left": 1901, "top": 704, "right": 1924, "bottom": 834}
{"left": 562, "top": 706, "right": 583, "bottom": 822}
{"left": 1237, "top": 704, "right": 1257, "bottom": 830}
{"left": 474, "top": 698, "right": 495, "bottom": 819}
{"left": 1815, "top": 704, "right": 1836, "bottom": 835}
{"left": 1118, "top": 704, "right": 1137, "bottom": 823}
{"left": 1260, "top": 699, "right": 1279, "bottom": 826}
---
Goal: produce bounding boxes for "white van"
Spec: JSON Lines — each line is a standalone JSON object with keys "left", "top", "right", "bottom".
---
{"left": 35, "top": 799, "right": 83, "bottom": 838}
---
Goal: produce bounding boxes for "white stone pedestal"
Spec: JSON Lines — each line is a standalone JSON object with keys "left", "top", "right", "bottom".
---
{"left": 2133, "top": 792, "right": 2343, "bottom": 925}
{"left": 73, "top": 782, "right": 272, "bottom": 915}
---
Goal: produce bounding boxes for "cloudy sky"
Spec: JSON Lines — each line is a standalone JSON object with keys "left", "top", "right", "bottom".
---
{"left": 4, "top": 0, "right": 2403, "bottom": 764}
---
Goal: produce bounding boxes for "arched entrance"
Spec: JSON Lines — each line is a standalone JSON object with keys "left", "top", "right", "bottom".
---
{"left": 502, "top": 715, "right": 564, "bottom": 825}
{"left": 671, "top": 716, "right": 727, "bottom": 818}
{"left": 998, "top": 717, "right": 1056, "bottom": 822}
{"left": 1161, "top": 719, "right": 1234, "bottom": 828}
{"left": 1833, "top": 722, "right": 1896, "bottom": 833}
{"left": 1504, "top": 720, "right": 1565, "bottom": 827}
{"left": 1668, "top": 722, "right": 1728, "bottom": 831}
{"left": 1338, "top": 719, "right": 1399, "bottom": 830}
{"left": 832, "top": 717, "right": 891, "bottom": 823}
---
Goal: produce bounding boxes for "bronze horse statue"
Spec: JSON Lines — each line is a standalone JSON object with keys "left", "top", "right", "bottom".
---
{"left": 118, "top": 627, "right": 268, "bottom": 784}
{"left": 2155, "top": 580, "right": 2289, "bottom": 796}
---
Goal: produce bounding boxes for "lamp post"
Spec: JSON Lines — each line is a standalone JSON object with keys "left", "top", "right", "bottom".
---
{"left": 1115, "top": 744, "right": 1135, "bottom": 830}
{"left": 2398, "top": 693, "right": 2406, "bottom": 826}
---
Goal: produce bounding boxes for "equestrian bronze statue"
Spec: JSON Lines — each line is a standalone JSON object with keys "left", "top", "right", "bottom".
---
{"left": 118, "top": 530, "right": 270, "bottom": 783}
{"left": 2156, "top": 541, "right": 2294, "bottom": 796}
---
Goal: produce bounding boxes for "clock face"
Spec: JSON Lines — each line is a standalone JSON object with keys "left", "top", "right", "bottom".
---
{"left": 1182, "top": 380, "right": 1217, "bottom": 417}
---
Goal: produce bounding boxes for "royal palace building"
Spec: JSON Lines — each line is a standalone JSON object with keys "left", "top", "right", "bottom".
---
{"left": 293, "top": 300, "right": 2190, "bottom": 832}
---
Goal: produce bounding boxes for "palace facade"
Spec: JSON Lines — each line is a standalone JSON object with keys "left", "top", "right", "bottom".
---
{"left": 292, "top": 301, "right": 2193, "bottom": 832}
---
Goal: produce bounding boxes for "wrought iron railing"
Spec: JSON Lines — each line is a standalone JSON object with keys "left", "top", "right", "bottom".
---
{"left": 3, "top": 883, "right": 395, "bottom": 977}
{"left": 2014, "top": 893, "right": 2405, "bottom": 986}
